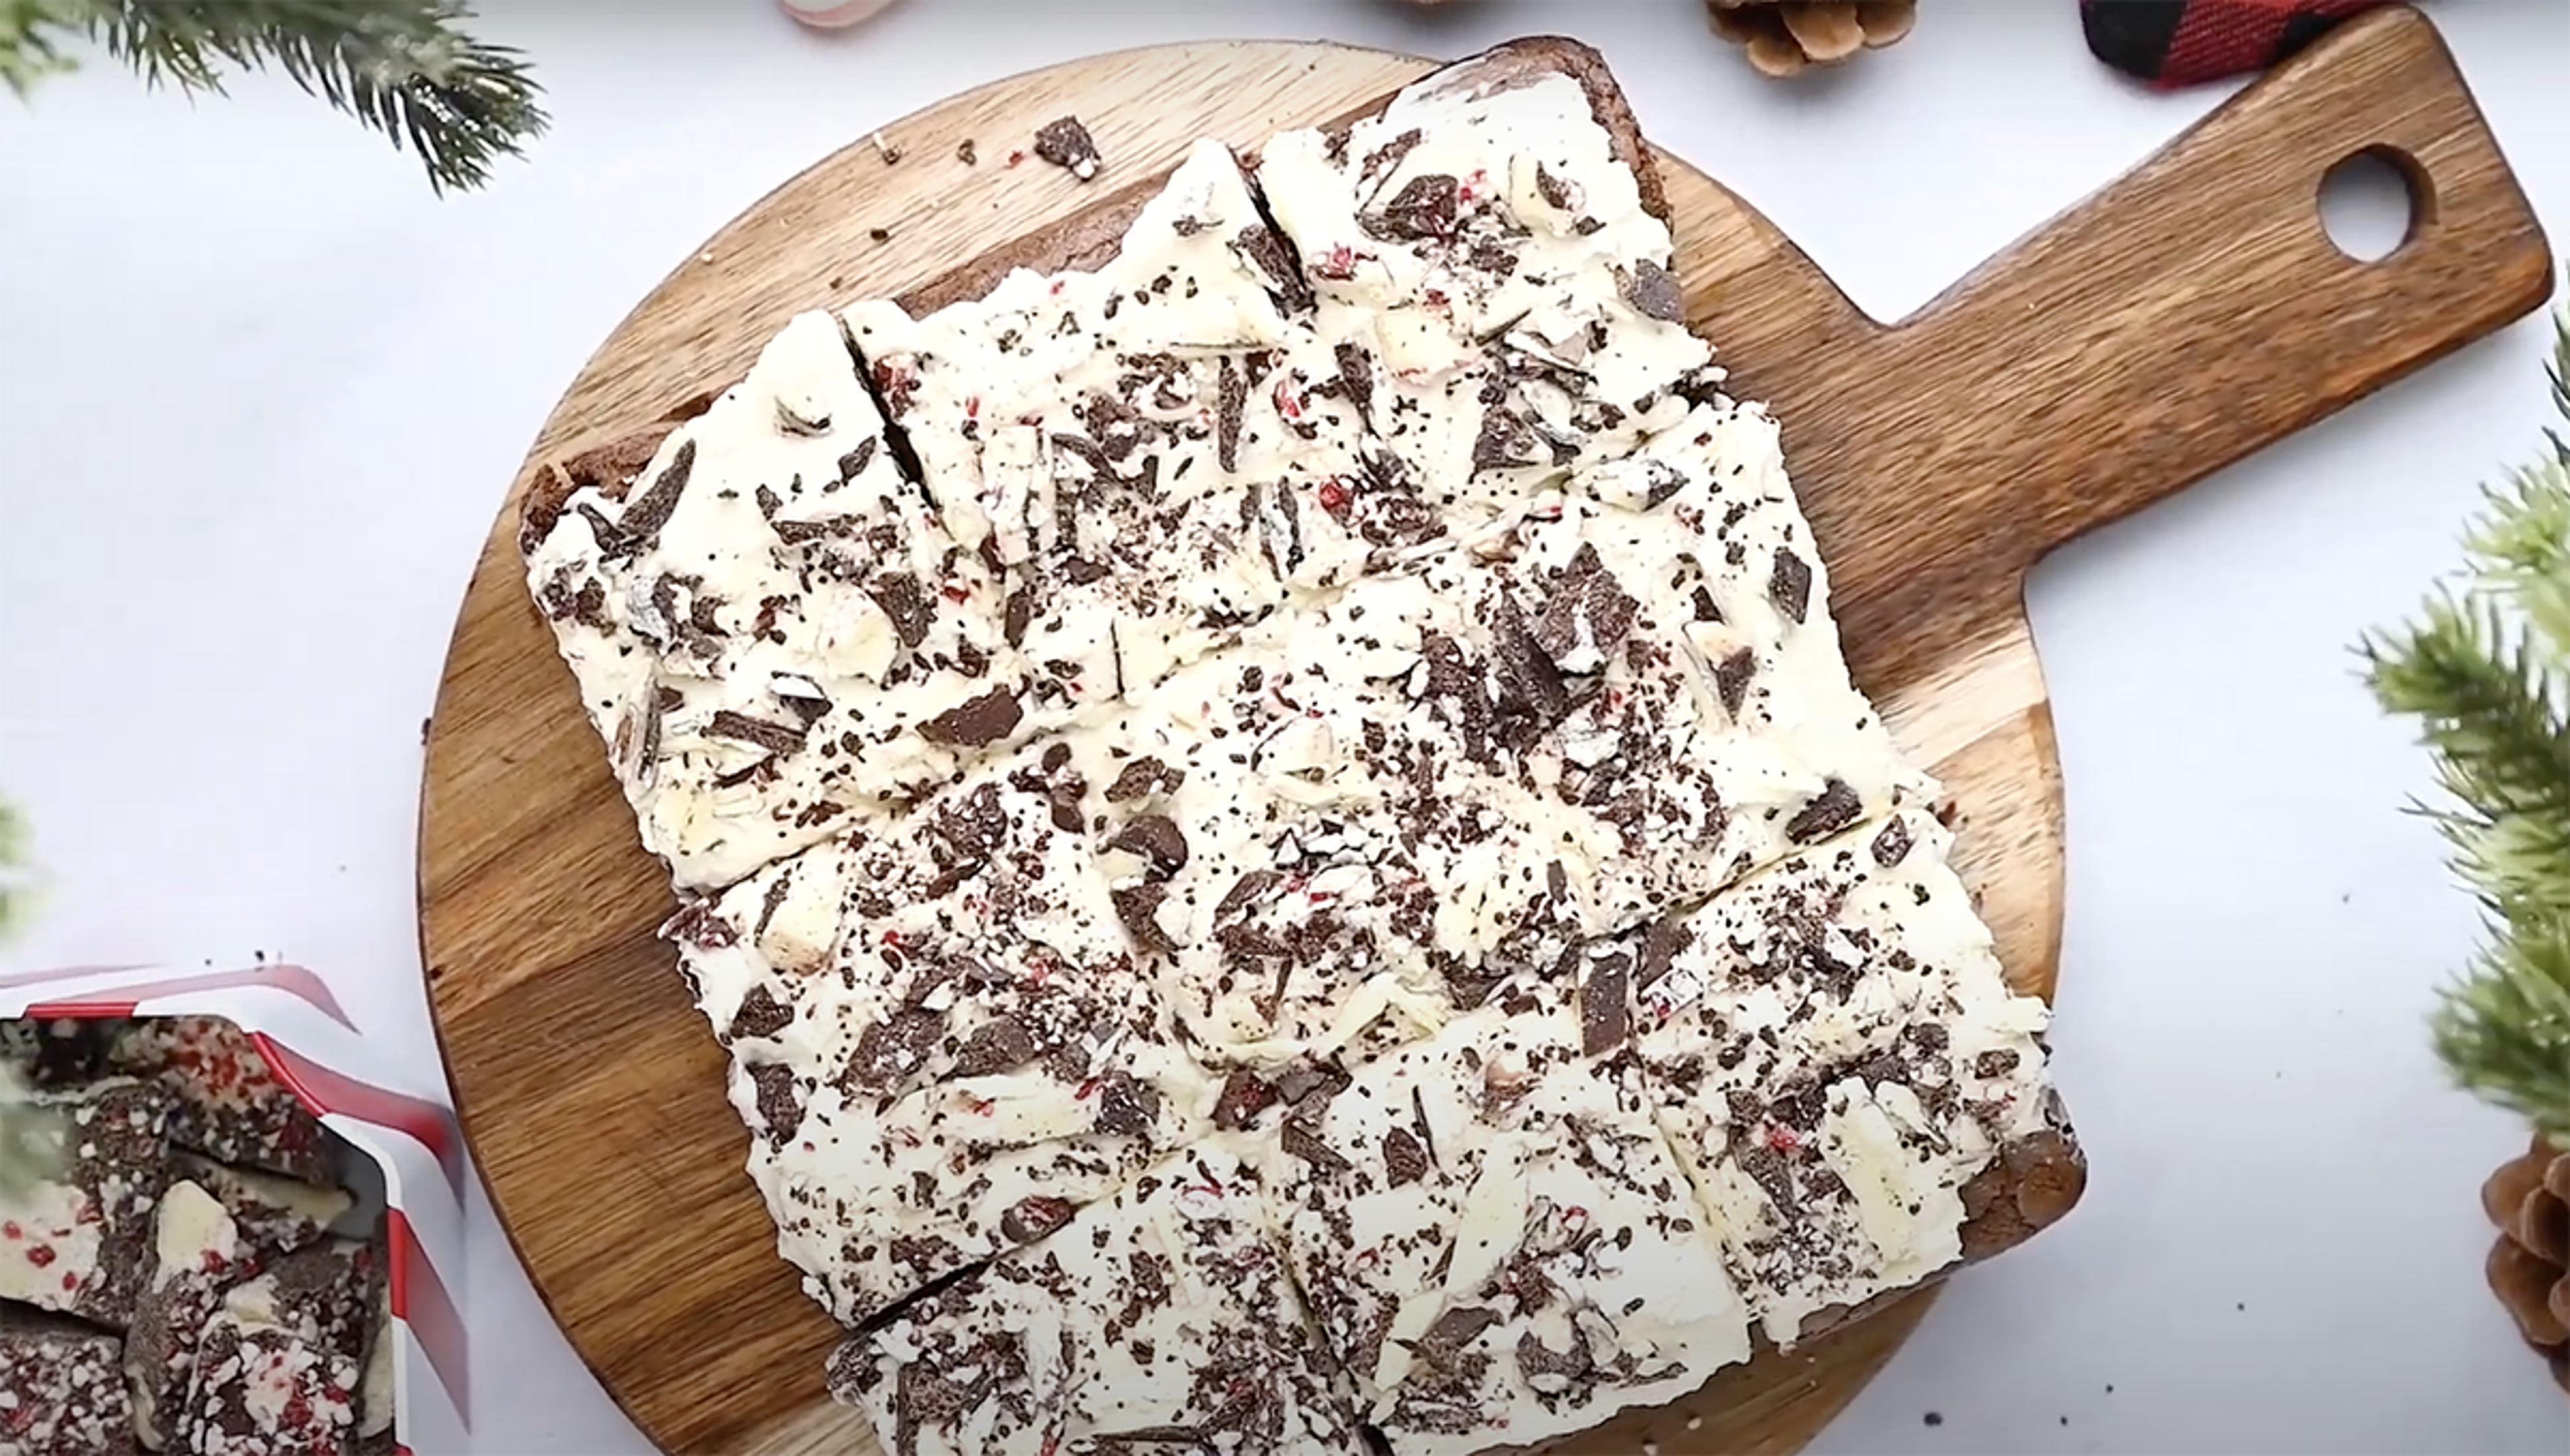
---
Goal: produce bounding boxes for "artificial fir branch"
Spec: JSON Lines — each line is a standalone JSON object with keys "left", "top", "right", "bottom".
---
{"left": 2362, "top": 280, "right": 2570, "bottom": 1150}
{"left": 3, "top": 0, "right": 545, "bottom": 193}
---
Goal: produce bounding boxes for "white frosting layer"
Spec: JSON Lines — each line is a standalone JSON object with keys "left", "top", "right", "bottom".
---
{"left": 832, "top": 1140, "right": 1366, "bottom": 1454}
{"left": 1632, "top": 808, "right": 2060, "bottom": 1345}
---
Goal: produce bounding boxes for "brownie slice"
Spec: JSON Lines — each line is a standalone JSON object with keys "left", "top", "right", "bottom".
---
{"left": 171, "top": 1151, "right": 349, "bottom": 1260}
{"left": 0, "top": 1077, "right": 172, "bottom": 1330}
{"left": 124, "top": 1180, "right": 261, "bottom": 1449}
{"left": 107, "top": 1018, "right": 335, "bottom": 1186}
{"left": 173, "top": 1307, "right": 361, "bottom": 1456}
{"left": 0, "top": 1302, "right": 139, "bottom": 1456}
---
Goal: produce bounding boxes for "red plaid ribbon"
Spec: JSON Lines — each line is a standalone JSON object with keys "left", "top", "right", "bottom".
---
{"left": 2080, "top": 0, "right": 2390, "bottom": 87}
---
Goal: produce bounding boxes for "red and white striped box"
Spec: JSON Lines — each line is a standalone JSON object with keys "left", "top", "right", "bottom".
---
{"left": 1, "top": 962, "right": 468, "bottom": 1456}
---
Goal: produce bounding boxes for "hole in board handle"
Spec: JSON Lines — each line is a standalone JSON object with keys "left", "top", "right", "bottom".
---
{"left": 2318, "top": 146, "right": 2432, "bottom": 263}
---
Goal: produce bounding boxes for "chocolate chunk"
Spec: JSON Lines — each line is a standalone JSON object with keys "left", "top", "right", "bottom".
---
{"left": 1105, "top": 813, "right": 1189, "bottom": 873}
{"left": 1104, "top": 755, "right": 1179, "bottom": 802}
{"left": 1272, "top": 1061, "right": 1349, "bottom": 1108}
{"left": 1383, "top": 1125, "right": 1429, "bottom": 1186}
{"left": 612, "top": 438, "right": 696, "bottom": 548}
{"left": 837, "top": 438, "right": 879, "bottom": 482}
{"left": 1534, "top": 163, "right": 1578, "bottom": 211}
{"left": 1111, "top": 883, "right": 1177, "bottom": 955}
{"left": 1786, "top": 778, "right": 1862, "bottom": 844}
{"left": 705, "top": 709, "right": 805, "bottom": 753}
{"left": 1211, "top": 1071, "right": 1276, "bottom": 1131}
{"left": 1031, "top": 116, "right": 1102, "bottom": 179}
{"left": 1769, "top": 547, "right": 1813, "bottom": 624}
{"left": 1871, "top": 816, "right": 1915, "bottom": 867}
{"left": 1533, "top": 543, "right": 1640, "bottom": 670}
{"left": 1975, "top": 1049, "right": 2022, "bottom": 1079}
{"left": 1333, "top": 341, "right": 1375, "bottom": 422}
{"left": 1636, "top": 916, "right": 1690, "bottom": 990}
{"left": 867, "top": 573, "right": 933, "bottom": 649}
{"left": 1234, "top": 223, "right": 1312, "bottom": 310}
{"left": 748, "top": 1063, "right": 802, "bottom": 1143}
{"left": 1489, "top": 598, "right": 1571, "bottom": 727}
{"left": 1516, "top": 1330, "right": 1596, "bottom": 1386}
{"left": 1217, "top": 868, "right": 1285, "bottom": 918}
{"left": 1415, "top": 1305, "right": 1501, "bottom": 1366}
{"left": 919, "top": 686, "right": 1023, "bottom": 747}
{"left": 1002, "top": 585, "right": 1033, "bottom": 647}
{"left": 1580, "top": 949, "right": 1632, "bottom": 1056}
{"left": 1215, "top": 355, "right": 1247, "bottom": 474}
{"left": 999, "top": 1194, "right": 1075, "bottom": 1245}
{"left": 1277, "top": 1118, "right": 1349, "bottom": 1174}
{"left": 1714, "top": 645, "right": 1757, "bottom": 717}
{"left": 846, "top": 1008, "right": 946, "bottom": 1092}
{"left": 1620, "top": 259, "right": 1685, "bottom": 323}
{"left": 1365, "top": 172, "right": 1460, "bottom": 241}
{"left": 1092, "top": 1071, "right": 1159, "bottom": 1137}
{"left": 952, "top": 1016, "right": 1035, "bottom": 1077}
{"left": 727, "top": 986, "right": 793, "bottom": 1041}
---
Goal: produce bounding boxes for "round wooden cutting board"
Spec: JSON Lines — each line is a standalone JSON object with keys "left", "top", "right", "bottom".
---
{"left": 420, "top": 13, "right": 2548, "bottom": 1455}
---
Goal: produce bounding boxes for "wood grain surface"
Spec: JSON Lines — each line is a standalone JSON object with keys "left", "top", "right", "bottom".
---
{"left": 418, "top": 10, "right": 2551, "bottom": 1455}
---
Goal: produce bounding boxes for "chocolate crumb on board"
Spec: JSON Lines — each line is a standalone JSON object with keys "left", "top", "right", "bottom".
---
{"left": 869, "top": 130, "right": 904, "bottom": 165}
{"left": 956, "top": 138, "right": 978, "bottom": 165}
{"left": 868, "top": 226, "right": 893, "bottom": 243}
{"left": 1032, "top": 115, "right": 1102, "bottom": 181}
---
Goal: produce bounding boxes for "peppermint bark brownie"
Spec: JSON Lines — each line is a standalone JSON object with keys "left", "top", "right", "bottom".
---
{"left": 1628, "top": 808, "right": 2084, "bottom": 1346}
{"left": 827, "top": 1142, "right": 1367, "bottom": 1455}
{"left": 673, "top": 758, "right": 1219, "bottom": 1324}
{"left": 0, "top": 1303, "right": 138, "bottom": 1456}
{"left": 1254, "top": 41, "right": 1711, "bottom": 531}
{"left": 0, "top": 1077, "right": 171, "bottom": 1330}
{"left": 123, "top": 1180, "right": 259, "bottom": 1449}
{"left": 1259, "top": 993, "right": 1753, "bottom": 1453}
{"left": 521, "top": 309, "right": 1025, "bottom": 889}
{"left": 106, "top": 1018, "right": 335, "bottom": 1186}
{"left": 843, "top": 139, "right": 1441, "bottom": 726}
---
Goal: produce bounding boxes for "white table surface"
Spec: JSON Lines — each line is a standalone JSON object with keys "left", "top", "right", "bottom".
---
{"left": 5, "top": 0, "right": 2567, "bottom": 1451}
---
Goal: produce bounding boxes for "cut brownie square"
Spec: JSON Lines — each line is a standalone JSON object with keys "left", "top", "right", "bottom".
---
{"left": 522, "top": 308, "right": 1025, "bottom": 889}
{"left": 673, "top": 757, "right": 1219, "bottom": 1324}
{"left": 171, "top": 1151, "right": 349, "bottom": 1260}
{"left": 0, "top": 1077, "right": 171, "bottom": 1330}
{"left": 1262, "top": 994, "right": 1751, "bottom": 1453}
{"left": 124, "top": 1179, "right": 261, "bottom": 1449}
{"left": 106, "top": 1017, "right": 335, "bottom": 1186}
{"left": 1630, "top": 808, "right": 2081, "bottom": 1346}
{"left": 1254, "top": 58, "right": 1713, "bottom": 529}
{"left": 0, "top": 1303, "right": 138, "bottom": 1456}
{"left": 843, "top": 139, "right": 1440, "bottom": 725}
{"left": 827, "top": 1141, "right": 1367, "bottom": 1456}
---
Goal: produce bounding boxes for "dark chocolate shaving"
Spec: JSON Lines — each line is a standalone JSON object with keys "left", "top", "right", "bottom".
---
{"left": 919, "top": 686, "right": 1024, "bottom": 747}
{"left": 1769, "top": 547, "right": 1813, "bottom": 624}
{"left": 1786, "top": 778, "right": 1862, "bottom": 844}
{"left": 706, "top": 709, "right": 806, "bottom": 753}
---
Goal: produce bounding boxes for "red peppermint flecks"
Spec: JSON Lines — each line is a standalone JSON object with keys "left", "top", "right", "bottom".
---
{"left": 1767, "top": 1125, "right": 1800, "bottom": 1153}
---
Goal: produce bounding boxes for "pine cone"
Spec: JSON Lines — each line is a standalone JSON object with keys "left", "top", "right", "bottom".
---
{"left": 2482, "top": 1132, "right": 2570, "bottom": 1394}
{"left": 1705, "top": 1, "right": 1917, "bottom": 78}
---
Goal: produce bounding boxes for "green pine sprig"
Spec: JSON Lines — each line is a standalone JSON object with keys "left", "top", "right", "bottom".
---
{"left": 3, "top": 0, "right": 546, "bottom": 193}
{"left": 2361, "top": 278, "right": 2570, "bottom": 1149}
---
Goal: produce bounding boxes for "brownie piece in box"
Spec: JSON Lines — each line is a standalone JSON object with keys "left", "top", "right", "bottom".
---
{"left": 108, "top": 1018, "right": 336, "bottom": 1185}
{"left": 0, "top": 1302, "right": 139, "bottom": 1456}
{"left": 173, "top": 1305, "right": 361, "bottom": 1456}
{"left": 0, "top": 1077, "right": 172, "bottom": 1330}
{"left": 171, "top": 1150, "right": 350, "bottom": 1261}
{"left": 124, "top": 1180, "right": 260, "bottom": 1449}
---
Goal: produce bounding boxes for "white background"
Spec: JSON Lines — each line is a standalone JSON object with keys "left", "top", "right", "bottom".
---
{"left": 4, "top": 0, "right": 2567, "bottom": 1451}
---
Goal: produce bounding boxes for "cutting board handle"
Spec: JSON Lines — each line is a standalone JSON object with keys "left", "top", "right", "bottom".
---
{"left": 1847, "top": 4, "right": 2551, "bottom": 596}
